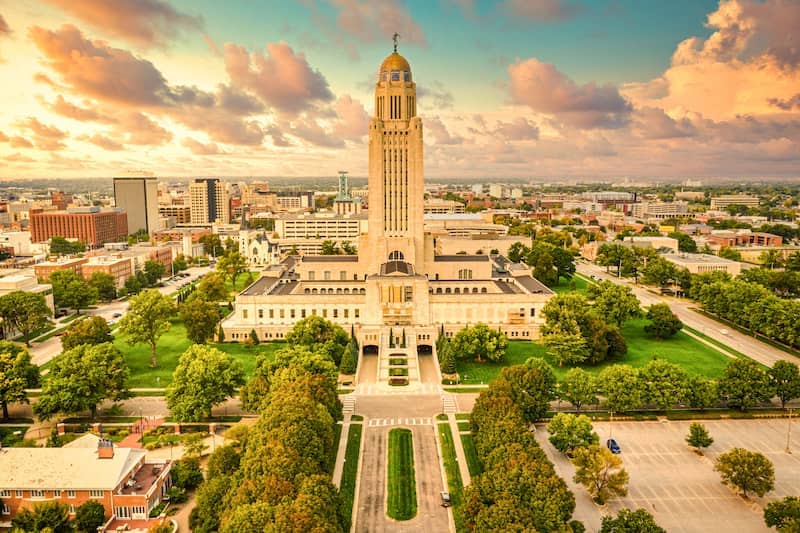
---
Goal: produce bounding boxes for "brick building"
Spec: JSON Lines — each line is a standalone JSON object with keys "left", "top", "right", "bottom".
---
{"left": 30, "top": 207, "right": 128, "bottom": 248}
{"left": 82, "top": 256, "right": 134, "bottom": 289}
{"left": 34, "top": 257, "right": 88, "bottom": 280}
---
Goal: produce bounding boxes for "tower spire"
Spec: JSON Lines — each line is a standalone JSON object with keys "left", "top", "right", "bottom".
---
{"left": 393, "top": 32, "right": 399, "bottom": 53}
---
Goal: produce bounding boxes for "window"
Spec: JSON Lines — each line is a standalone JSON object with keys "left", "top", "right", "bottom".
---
{"left": 322, "top": 309, "right": 327, "bottom": 318}
{"left": 354, "top": 309, "right": 360, "bottom": 319}
{"left": 290, "top": 309, "right": 295, "bottom": 319}
{"left": 31, "top": 490, "right": 44, "bottom": 498}
{"left": 388, "top": 250, "right": 404, "bottom": 261}
{"left": 1, "top": 503, "right": 9, "bottom": 515}
{"left": 324, "top": 271, "right": 331, "bottom": 280}
{"left": 242, "top": 309, "right": 248, "bottom": 319}
{"left": 67, "top": 490, "right": 75, "bottom": 498}
{"left": 333, "top": 309, "right": 338, "bottom": 318}
{"left": 301, "top": 309, "right": 306, "bottom": 318}
{"left": 15, "top": 490, "right": 22, "bottom": 498}
{"left": 344, "top": 309, "right": 349, "bottom": 318}
{"left": 308, "top": 271, "right": 315, "bottom": 280}
{"left": 340, "top": 271, "right": 347, "bottom": 280}
{"left": 116, "top": 507, "right": 131, "bottom": 519}
{"left": 0, "top": 490, "right": 9, "bottom": 498}
{"left": 279, "top": 309, "right": 284, "bottom": 319}
{"left": 269, "top": 309, "right": 274, "bottom": 319}
{"left": 258, "top": 309, "right": 263, "bottom": 319}
{"left": 90, "top": 489, "right": 104, "bottom": 498}
{"left": 530, "top": 308, "right": 536, "bottom": 317}
{"left": 69, "top": 505, "right": 76, "bottom": 514}
{"left": 53, "top": 490, "right": 61, "bottom": 497}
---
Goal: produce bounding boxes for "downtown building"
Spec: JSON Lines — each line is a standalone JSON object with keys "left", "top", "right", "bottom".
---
{"left": 189, "top": 179, "right": 230, "bottom": 224}
{"left": 30, "top": 207, "right": 128, "bottom": 248}
{"left": 113, "top": 177, "right": 160, "bottom": 234}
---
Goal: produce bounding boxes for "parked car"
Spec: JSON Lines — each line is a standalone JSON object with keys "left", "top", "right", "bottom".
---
{"left": 440, "top": 492, "right": 451, "bottom": 507}
{"left": 607, "top": 438, "right": 621, "bottom": 454}
{"left": 112, "top": 312, "right": 122, "bottom": 318}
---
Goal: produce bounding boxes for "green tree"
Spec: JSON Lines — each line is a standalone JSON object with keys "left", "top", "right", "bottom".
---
{"left": 560, "top": 368, "right": 597, "bottom": 411}
{"left": 285, "top": 316, "right": 349, "bottom": 366}
{"left": 438, "top": 341, "right": 457, "bottom": 375}
{"left": 643, "top": 303, "right": 683, "bottom": 338}
{"left": 179, "top": 294, "right": 220, "bottom": 344}
{"left": 61, "top": 316, "right": 113, "bottom": 350}
{"left": 340, "top": 241, "right": 357, "bottom": 255}
{"left": 49, "top": 236, "right": 83, "bottom": 255}
{"left": 50, "top": 269, "right": 98, "bottom": 314}
{"left": 199, "top": 234, "right": 224, "bottom": 257}
{"left": 118, "top": 289, "right": 175, "bottom": 368}
{"left": 172, "top": 456, "right": 204, "bottom": 490}
{"left": 320, "top": 240, "right": 339, "bottom": 255}
{"left": 0, "top": 290, "right": 52, "bottom": 346}
{"left": 0, "top": 342, "right": 39, "bottom": 420}
{"left": 641, "top": 256, "right": 679, "bottom": 287}
{"left": 144, "top": 260, "right": 166, "bottom": 286}
{"left": 668, "top": 231, "right": 698, "bottom": 253}
{"left": 217, "top": 324, "right": 225, "bottom": 342}
{"left": 599, "top": 365, "right": 643, "bottom": 413}
{"left": 166, "top": 345, "right": 245, "bottom": 422}
{"left": 217, "top": 250, "right": 249, "bottom": 293}
{"left": 759, "top": 249, "right": 784, "bottom": 270}
{"left": 34, "top": 342, "right": 129, "bottom": 420}
{"left": 532, "top": 248, "right": 559, "bottom": 287}
{"left": 715, "top": 448, "right": 775, "bottom": 498}
{"left": 686, "top": 422, "right": 714, "bottom": 453}
{"left": 191, "top": 476, "right": 232, "bottom": 533}
{"left": 206, "top": 444, "right": 241, "bottom": 480}
{"left": 449, "top": 323, "right": 508, "bottom": 363}
{"left": 249, "top": 328, "right": 260, "bottom": 345}
{"left": 507, "top": 241, "right": 528, "bottom": 263}
{"left": 543, "top": 318, "right": 589, "bottom": 366}
{"left": 172, "top": 253, "right": 189, "bottom": 272}
{"left": 572, "top": 444, "right": 629, "bottom": 504}
{"left": 764, "top": 496, "right": 800, "bottom": 533}
{"left": 198, "top": 272, "right": 229, "bottom": 302}
{"left": 600, "top": 508, "right": 665, "bottom": 533}
{"left": 498, "top": 358, "right": 558, "bottom": 422}
{"left": 73, "top": 500, "right": 106, "bottom": 533}
{"left": 685, "top": 375, "right": 718, "bottom": 410}
{"left": 718, "top": 358, "right": 774, "bottom": 411}
{"left": 718, "top": 246, "right": 742, "bottom": 261}
{"left": 768, "top": 360, "right": 800, "bottom": 409}
{"left": 587, "top": 281, "right": 641, "bottom": 326}
{"left": 88, "top": 271, "right": 117, "bottom": 302}
{"left": 639, "top": 359, "right": 688, "bottom": 410}
{"left": 340, "top": 336, "right": 358, "bottom": 375}
{"left": 11, "top": 501, "right": 72, "bottom": 533}
{"left": 547, "top": 413, "right": 599, "bottom": 455}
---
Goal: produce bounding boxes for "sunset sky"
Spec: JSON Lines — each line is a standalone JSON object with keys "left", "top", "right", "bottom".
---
{"left": 0, "top": 0, "right": 798, "bottom": 179}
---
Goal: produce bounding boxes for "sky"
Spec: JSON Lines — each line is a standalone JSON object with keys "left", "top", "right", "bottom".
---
{"left": 0, "top": 0, "right": 798, "bottom": 180}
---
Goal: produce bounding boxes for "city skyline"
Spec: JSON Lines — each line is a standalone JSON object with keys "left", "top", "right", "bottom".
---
{"left": 0, "top": 0, "right": 798, "bottom": 179}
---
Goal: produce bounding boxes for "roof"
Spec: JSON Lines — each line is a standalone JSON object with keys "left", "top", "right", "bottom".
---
{"left": 0, "top": 447, "right": 145, "bottom": 490}
{"left": 662, "top": 253, "right": 737, "bottom": 264}
{"left": 424, "top": 214, "right": 482, "bottom": 221}
{"left": 514, "top": 276, "right": 554, "bottom": 295}
{"left": 434, "top": 255, "right": 491, "bottom": 262}
{"left": 239, "top": 277, "right": 276, "bottom": 296}
{"left": 301, "top": 255, "right": 359, "bottom": 263}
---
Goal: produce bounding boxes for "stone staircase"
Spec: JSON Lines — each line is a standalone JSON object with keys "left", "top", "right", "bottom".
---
{"left": 378, "top": 328, "right": 420, "bottom": 387}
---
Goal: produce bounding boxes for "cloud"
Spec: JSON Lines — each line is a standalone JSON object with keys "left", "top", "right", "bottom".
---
{"left": 9, "top": 136, "right": 33, "bottom": 148}
{"left": 0, "top": 14, "right": 10, "bottom": 36}
{"left": 417, "top": 82, "right": 455, "bottom": 109}
{"left": 332, "top": 95, "right": 369, "bottom": 141}
{"left": 3, "top": 153, "right": 36, "bottom": 163}
{"left": 445, "top": 0, "right": 477, "bottom": 20}
{"left": 81, "top": 133, "right": 124, "bottom": 151}
{"left": 49, "top": 95, "right": 105, "bottom": 121}
{"left": 494, "top": 117, "right": 540, "bottom": 140}
{"left": 425, "top": 116, "right": 464, "bottom": 145}
{"left": 16, "top": 117, "right": 68, "bottom": 150}
{"left": 330, "top": 0, "right": 426, "bottom": 47}
{"left": 634, "top": 107, "right": 696, "bottom": 139}
{"left": 289, "top": 117, "right": 345, "bottom": 148}
{"left": 0, "top": 131, "right": 7, "bottom": 142}
{"left": 41, "top": 0, "right": 203, "bottom": 48}
{"left": 182, "top": 137, "right": 221, "bottom": 155}
{"left": 508, "top": 57, "right": 632, "bottom": 128}
{"left": 117, "top": 112, "right": 172, "bottom": 145}
{"left": 769, "top": 93, "right": 800, "bottom": 111}
{"left": 265, "top": 124, "right": 292, "bottom": 148}
{"left": 500, "top": 0, "right": 584, "bottom": 22}
{"left": 224, "top": 41, "right": 334, "bottom": 115}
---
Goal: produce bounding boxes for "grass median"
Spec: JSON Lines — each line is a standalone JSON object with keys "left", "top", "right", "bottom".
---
{"left": 387, "top": 428, "right": 417, "bottom": 521}
{"left": 340, "top": 423, "right": 363, "bottom": 529}
{"left": 438, "top": 422, "right": 465, "bottom": 532}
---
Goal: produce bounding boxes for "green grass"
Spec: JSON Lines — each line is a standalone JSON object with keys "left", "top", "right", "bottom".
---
{"left": 438, "top": 422, "right": 465, "bottom": 532}
{"left": 552, "top": 274, "right": 591, "bottom": 295}
{"left": 224, "top": 271, "right": 260, "bottom": 295}
{"left": 0, "top": 426, "right": 30, "bottom": 447}
{"left": 460, "top": 433, "right": 483, "bottom": 477}
{"left": 455, "top": 318, "right": 734, "bottom": 384}
{"left": 387, "top": 428, "right": 417, "bottom": 521}
{"left": 339, "top": 424, "right": 362, "bottom": 530}
{"left": 112, "top": 318, "right": 284, "bottom": 387}
{"left": 457, "top": 421, "right": 470, "bottom": 432}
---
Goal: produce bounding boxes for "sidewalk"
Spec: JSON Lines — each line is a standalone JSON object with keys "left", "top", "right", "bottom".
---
{"left": 117, "top": 416, "right": 164, "bottom": 448}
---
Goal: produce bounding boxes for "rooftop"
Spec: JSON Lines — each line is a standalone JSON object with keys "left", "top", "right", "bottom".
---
{"left": 301, "top": 255, "right": 359, "bottom": 263}
{"left": 434, "top": 255, "right": 491, "bottom": 262}
{"left": 514, "top": 275, "right": 554, "bottom": 295}
{"left": 662, "top": 253, "right": 737, "bottom": 264}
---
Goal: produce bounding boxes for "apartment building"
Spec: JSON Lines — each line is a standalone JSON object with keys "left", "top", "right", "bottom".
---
{"left": 189, "top": 179, "right": 230, "bottom": 224}
{"left": 30, "top": 208, "right": 128, "bottom": 247}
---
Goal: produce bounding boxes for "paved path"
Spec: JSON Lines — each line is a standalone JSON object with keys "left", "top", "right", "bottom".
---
{"left": 576, "top": 262, "right": 798, "bottom": 367}
{"left": 117, "top": 416, "right": 164, "bottom": 448}
{"left": 332, "top": 415, "right": 352, "bottom": 488}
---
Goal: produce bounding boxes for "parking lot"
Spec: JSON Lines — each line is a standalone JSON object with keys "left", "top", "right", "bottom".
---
{"left": 538, "top": 418, "right": 800, "bottom": 532}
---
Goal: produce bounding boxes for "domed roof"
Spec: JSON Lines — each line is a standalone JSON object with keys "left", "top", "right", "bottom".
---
{"left": 380, "top": 52, "right": 411, "bottom": 73}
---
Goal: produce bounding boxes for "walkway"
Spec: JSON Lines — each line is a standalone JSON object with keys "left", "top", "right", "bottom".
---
{"left": 117, "top": 416, "right": 164, "bottom": 449}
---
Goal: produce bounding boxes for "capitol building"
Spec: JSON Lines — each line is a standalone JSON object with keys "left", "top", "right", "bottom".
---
{"left": 223, "top": 46, "right": 553, "bottom": 383}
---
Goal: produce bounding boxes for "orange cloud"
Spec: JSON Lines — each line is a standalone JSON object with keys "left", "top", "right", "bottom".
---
{"left": 16, "top": 117, "right": 68, "bottom": 151}
{"left": 0, "top": 14, "right": 10, "bottom": 36}
{"left": 42, "top": 0, "right": 203, "bottom": 48}
{"left": 181, "top": 137, "right": 220, "bottom": 155}
{"left": 80, "top": 133, "right": 123, "bottom": 151}
{"left": 332, "top": 95, "right": 369, "bottom": 141}
{"left": 331, "top": 0, "right": 426, "bottom": 46}
{"left": 9, "top": 136, "right": 33, "bottom": 148}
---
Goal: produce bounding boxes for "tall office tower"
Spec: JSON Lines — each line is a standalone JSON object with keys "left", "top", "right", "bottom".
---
{"left": 189, "top": 178, "right": 230, "bottom": 224}
{"left": 113, "top": 176, "right": 159, "bottom": 234}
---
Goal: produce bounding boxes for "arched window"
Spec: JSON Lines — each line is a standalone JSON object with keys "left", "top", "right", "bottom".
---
{"left": 481, "top": 287, "right": 488, "bottom": 293}
{"left": 445, "top": 288, "right": 451, "bottom": 294}
{"left": 436, "top": 288, "right": 442, "bottom": 294}
{"left": 454, "top": 288, "right": 461, "bottom": 294}
{"left": 388, "top": 250, "right": 404, "bottom": 261}
{"left": 472, "top": 287, "right": 479, "bottom": 293}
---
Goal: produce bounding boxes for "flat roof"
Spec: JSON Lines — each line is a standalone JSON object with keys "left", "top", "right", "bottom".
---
{"left": 514, "top": 275, "right": 554, "bottom": 294}
{"left": 301, "top": 255, "right": 359, "bottom": 263}
{"left": 434, "top": 255, "right": 491, "bottom": 262}
{"left": 662, "top": 253, "right": 736, "bottom": 264}
{"left": 239, "top": 277, "right": 275, "bottom": 296}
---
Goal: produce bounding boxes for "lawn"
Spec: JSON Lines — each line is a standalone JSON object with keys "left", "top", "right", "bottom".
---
{"left": 224, "top": 271, "right": 261, "bottom": 295}
{"left": 113, "top": 318, "right": 284, "bottom": 388}
{"left": 552, "top": 274, "right": 591, "bottom": 295}
{"left": 339, "top": 424, "right": 362, "bottom": 530}
{"left": 460, "top": 433, "right": 483, "bottom": 477}
{"left": 437, "top": 422, "right": 465, "bottom": 532}
{"left": 387, "top": 428, "right": 417, "bottom": 521}
{"left": 455, "top": 318, "right": 734, "bottom": 384}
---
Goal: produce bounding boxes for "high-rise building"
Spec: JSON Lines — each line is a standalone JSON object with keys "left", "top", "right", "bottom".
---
{"left": 113, "top": 176, "right": 159, "bottom": 234}
{"left": 30, "top": 207, "right": 128, "bottom": 247}
{"left": 189, "top": 179, "right": 230, "bottom": 224}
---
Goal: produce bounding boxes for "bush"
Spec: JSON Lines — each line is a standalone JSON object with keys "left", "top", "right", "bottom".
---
{"left": 172, "top": 456, "right": 204, "bottom": 490}
{"left": 167, "top": 486, "right": 188, "bottom": 504}
{"left": 73, "top": 500, "right": 106, "bottom": 533}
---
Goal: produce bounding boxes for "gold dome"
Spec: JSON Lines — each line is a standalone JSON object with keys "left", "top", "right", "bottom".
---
{"left": 380, "top": 52, "right": 411, "bottom": 73}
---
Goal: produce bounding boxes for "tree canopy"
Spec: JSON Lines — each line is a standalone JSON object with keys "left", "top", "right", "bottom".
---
{"left": 118, "top": 289, "right": 175, "bottom": 368}
{"left": 643, "top": 303, "right": 683, "bottom": 338}
{"left": 600, "top": 508, "right": 665, "bottom": 533}
{"left": 179, "top": 294, "right": 221, "bottom": 344}
{"left": 449, "top": 323, "right": 508, "bottom": 363}
{"left": 715, "top": 448, "right": 774, "bottom": 498}
{"left": 0, "top": 341, "right": 38, "bottom": 420}
{"left": 49, "top": 269, "right": 97, "bottom": 313}
{"left": 0, "top": 290, "right": 51, "bottom": 346}
{"left": 547, "top": 413, "right": 598, "bottom": 455}
{"left": 718, "top": 358, "right": 774, "bottom": 411}
{"left": 572, "top": 444, "right": 629, "bottom": 504}
{"left": 61, "top": 316, "right": 113, "bottom": 351}
{"left": 285, "top": 316, "right": 350, "bottom": 367}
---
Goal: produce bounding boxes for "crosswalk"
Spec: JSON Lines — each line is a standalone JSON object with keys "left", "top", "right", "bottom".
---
{"left": 367, "top": 417, "right": 433, "bottom": 427}
{"left": 341, "top": 396, "right": 356, "bottom": 415}
{"left": 442, "top": 395, "right": 458, "bottom": 414}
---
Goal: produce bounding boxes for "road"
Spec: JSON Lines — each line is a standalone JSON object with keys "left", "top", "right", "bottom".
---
{"left": 576, "top": 261, "right": 797, "bottom": 368}
{"left": 28, "top": 265, "right": 212, "bottom": 366}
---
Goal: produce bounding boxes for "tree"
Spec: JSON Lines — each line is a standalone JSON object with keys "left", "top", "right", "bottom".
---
{"left": 685, "top": 375, "right": 718, "bottom": 410}
{"left": 172, "top": 253, "right": 189, "bottom": 272}
{"left": 715, "top": 448, "right": 774, "bottom": 498}
{"left": 547, "top": 413, "right": 598, "bottom": 455}
{"left": 0, "top": 290, "right": 51, "bottom": 346}
{"left": 179, "top": 294, "right": 220, "bottom": 344}
{"left": 198, "top": 272, "right": 229, "bottom": 302}
{"left": 249, "top": 328, "right": 259, "bottom": 345}
{"left": 61, "top": 316, "right": 113, "bottom": 351}
{"left": 217, "top": 250, "right": 249, "bottom": 292}
{"left": 73, "top": 500, "right": 106, "bottom": 533}
{"left": 759, "top": 249, "right": 784, "bottom": 270}
{"left": 50, "top": 269, "right": 98, "bottom": 314}
{"left": 11, "top": 501, "right": 72, "bottom": 533}
{"left": 285, "top": 316, "right": 349, "bottom": 366}
{"left": 641, "top": 256, "right": 679, "bottom": 287}
{"left": 144, "top": 260, "right": 166, "bottom": 286}
{"left": 507, "top": 241, "right": 528, "bottom": 263}
{"left": 340, "top": 336, "right": 358, "bottom": 375}
{"left": 199, "top": 234, "right": 224, "bottom": 257}
{"left": 543, "top": 319, "right": 589, "bottom": 366}
{"left": 639, "top": 359, "right": 688, "bottom": 410}
{"left": 764, "top": 496, "right": 800, "bottom": 533}
{"left": 34, "top": 342, "right": 129, "bottom": 420}
{"left": 768, "top": 360, "right": 800, "bottom": 409}
{"left": 532, "top": 249, "right": 559, "bottom": 287}
{"left": 217, "top": 324, "right": 225, "bottom": 342}
{"left": 438, "top": 341, "right": 457, "bottom": 375}
{"left": 172, "top": 456, "right": 204, "bottom": 489}
{"left": 643, "top": 303, "right": 683, "bottom": 338}
{"left": 686, "top": 422, "right": 714, "bottom": 453}
{"left": 118, "top": 289, "right": 175, "bottom": 368}
{"left": 49, "top": 236, "right": 83, "bottom": 255}
{"left": 718, "top": 358, "right": 774, "bottom": 411}
{"left": 572, "top": 444, "right": 629, "bottom": 504}
{"left": 560, "top": 368, "right": 597, "bottom": 411}
{"left": 600, "top": 508, "right": 665, "bottom": 533}
{"left": 341, "top": 241, "right": 357, "bottom": 255}
{"left": 598, "top": 365, "right": 643, "bottom": 413}
{"left": 449, "top": 323, "right": 508, "bottom": 363}
{"left": 320, "top": 240, "right": 339, "bottom": 255}
{"left": 587, "top": 281, "right": 641, "bottom": 326}
{"left": 718, "top": 246, "right": 742, "bottom": 261}
{"left": 0, "top": 342, "right": 38, "bottom": 420}
{"left": 166, "top": 345, "right": 245, "bottom": 422}
{"left": 668, "top": 231, "right": 698, "bottom": 253}
{"left": 88, "top": 271, "right": 117, "bottom": 302}
{"left": 498, "top": 358, "right": 557, "bottom": 422}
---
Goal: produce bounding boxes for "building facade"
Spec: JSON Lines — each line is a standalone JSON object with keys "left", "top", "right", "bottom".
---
{"left": 113, "top": 177, "right": 160, "bottom": 235}
{"left": 30, "top": 208, "right": 128, "bottom": 248}
{"left": 189, "top": 179, "right": 230, "bottom": 224}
